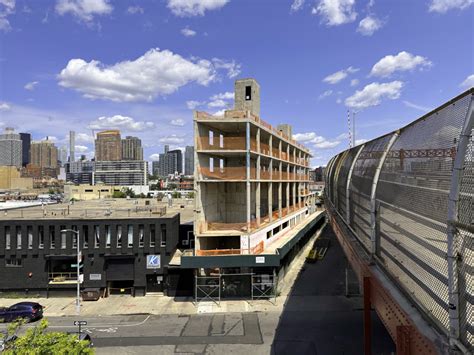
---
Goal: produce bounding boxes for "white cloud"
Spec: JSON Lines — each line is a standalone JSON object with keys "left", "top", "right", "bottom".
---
{"left": 88, "top": 115, "right": 155, "bottom": 132}
{"left": 291, "top": 0, "right": 305, "bottom": 12}
{"left": 170, "top": 118, "right": 186, "bottom": 126}
{"left": 0, "top": 101, "right": 11, "bottom": 111}
{"left": 294, "top": 131, "right": 344, "bottom": 149}
{"left": 0, "top": 0, "right": 15, "bottom": 32}
{"left": 213, "top": 109, "right": 226, "bottom": 116}
{"left": 403, "top": 100, "right": 430, "bottom": 112}
{"left": 55, "top": 0, "right": 113, "bottom": 22}
{"left": 208, "top": 91, "right": 234, "bottom": 108}
{"left": 323, "top": 66, "right": 359, "bottom": 84}
{"left": 159, "top": 135, "right": 185, "bottom": 144}
{"left": 75, "top": 145, "right": 88, "bottom": 153}
{"left": 313, "top": 0, "right": 357, "bottom": 26}
{"left": 429, "top": 0, "right": 473, "bottom": 13}
{"left": 355, "top": 138, "right": 368, "bottom": 145}
{"left": 460, "top": 74, "right": 474, "bottom": 89}
{"left": 212, "top": 58, "right": 241, "bottom": 79}
{"left": 186, "top": 100, "right": 204, "bottom": 109}
{"left": 345, "top": 81, "right": 404, "bottom": 109}
{"left": 357, "top": 15, "right": 383, "bottom": 36}
{"left": 318, "top": 90, "right": 333, "bottom": 100}
{"left": 58, "top": 48, "right": 220, "bottom": 102}
{"left": 167, "top": 0, "right": 229, "bottom": 17}
{"left": 370, "top": 51, "right": 432, "bottom": 78}
{"left": 350, "top": 79, "right": 359, "bottom": 86}
{"left": 75, "top": 132, "right": 95, "bottom": 143}
{"left": 24, "top": 81, "right": 39, "bottom": 91}
{"left": 149, "top": 153, "right": 160, "bottom": 161}
{"left": 181, "top": 27, "right": 197, "bottom": 37}
{"left": 127, "top": 5, "right": 144, "bottom": 14}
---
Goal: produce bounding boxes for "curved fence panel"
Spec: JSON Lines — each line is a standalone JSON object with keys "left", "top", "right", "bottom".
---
{"left": 325, "top": 89, "right": 473, "bottom": 351}
{"left": 457, "top": 124, "right": 473, "bottom": 349}
{"left": 336, "top": 147, "right": 360, "bottom": 224}
{"left": 348, "top": 134, "right": 394, "bottom": 251}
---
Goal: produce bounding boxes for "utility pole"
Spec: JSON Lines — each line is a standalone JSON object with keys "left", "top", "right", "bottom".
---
{"left": 347, "top": 110, "right": 352, "bottom": 148}
{"left": 61, "top": 229, "right": 81, "bottom": 315}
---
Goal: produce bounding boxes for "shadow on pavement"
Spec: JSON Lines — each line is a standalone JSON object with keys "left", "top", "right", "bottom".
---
{"left": 271, "top": 224, "right": 395, "bottom": 355}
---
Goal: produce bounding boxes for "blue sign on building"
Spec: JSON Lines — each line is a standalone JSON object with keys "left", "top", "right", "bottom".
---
{"left": 146, "top": 255, "right": 161, "bottom": 269}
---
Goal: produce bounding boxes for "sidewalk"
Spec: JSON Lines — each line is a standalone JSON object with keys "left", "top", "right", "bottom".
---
{"left": 0, "top": 224, "right": 324, "bottom": 318}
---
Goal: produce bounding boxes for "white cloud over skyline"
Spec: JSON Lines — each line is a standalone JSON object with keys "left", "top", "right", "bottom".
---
{"left": 370, "top": 51, "right": 432, "bottom": 77}
{"left": 345, "top": 81, "right": 404, "bottom": 109}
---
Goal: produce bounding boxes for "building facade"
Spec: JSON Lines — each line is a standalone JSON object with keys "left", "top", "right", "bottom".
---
{"left": 122, "top": 136, "right": 143, "bottom": 161}
{"left": 184, "top": 146, "right": 194, "bottom": 176}
{"left": 0, "top": 166, "right": 33, "bottom": 190}
{"left": 30, "top": 139, "right": 58, "bottom": 171}
{"left": 19, "top": 133, "right": 31, "bottom": 167}
{"left": 0, "top": 204, "right": 188, "bottom": 297}
{"left": 66, "top": 161, "right": 95, "bottom": 185}
{"left": 95, "top": 130, "right": 122, "bottom": 161}
{"left": 152, "top": 161, "right": 160, "bottom": 176}
{"left": 93, "top": 161, "right": 148, "bottom": 186}
{"left": 158, "top": 149, "right": 182, "bottom": 176}
{"left": 193, "top": 78, "right": 312, "bottom": 256}
{"left": 0, "top": 128, "right": 22, "bottom": 168}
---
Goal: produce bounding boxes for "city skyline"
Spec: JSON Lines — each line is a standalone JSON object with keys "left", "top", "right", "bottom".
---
{"left": 0, "top": 0, "right": 472, "bottom": 167}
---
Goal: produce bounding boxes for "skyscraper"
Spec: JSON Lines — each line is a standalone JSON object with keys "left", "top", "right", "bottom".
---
{"left": 30, "top": 139, "right": 58, "bottom": 169}
{"left": 158, "top": 148, "right": 182, "bottom": 176}
{"left": 69, "top": 130, "right": 75, "bottom": 163}
{"left": 122, "top": 136, "right": 143, "bottom": 160}
{"left": 59, "top": 146, "right": 68, "bottom": 166}
{"left": 0, "top": 128, "right": 22, "bottom": 168}
{"left": 19, "top": 133, "right": 31, "bottom": 167}
{"left": 184, "top": 146, "right": 194, "bottom": 176}
{"left": 95, "top": 130, "right": 122, "bottom": 161}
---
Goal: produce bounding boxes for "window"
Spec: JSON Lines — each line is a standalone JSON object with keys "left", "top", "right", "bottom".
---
{"left": 209, "top": 157, "right": 214, "bottom": 172}
{"left": 16, "top": 226, "right": 22, "bottom": 249}
{"left": 219, "top": 134, "right": 224, "bottom": 148}
{"left": 72, "top": 226, "right": 78, "bottom": 248}
{"left": 27, "top": 226, "right": 33, "bottom": 249}
{"left": 245, "top": 85, "right": 251, "bottom": 100}
{"left": 38, "top": 226, "right": 44, "bottom": 249}
{"left": 5, "top": 226, "right": 10, "bottom": 250}
{"left": 60, "top": 226, "right": 66, "bottom": 249}
{"left": 219, "top": 159, "right": 224, "bottom": 171}
{"left": 127, "top": 225, "right": 133, "bottom": 247}
{"left": 160, "top": 224, "right": 166, "bottom": 247}
{"left": 117, "top": 225, "right": 122, "bottom": 247}
{"left": 49, "top": 226, "right": 55, "bottom": 249}
{"left": 149, "top": 224, "right": 156, "bottom": 247}
{"left": 105, "top": 225, "right": 111, "bottom": 248}
{"left": 6, "top": 257, "right": 22, "bottom": 267}
{"left": 83, "top": 225, "right": 89, "bottom": 248}
{"left": 94, "top": 225, "right": 100, "bottom": 248}
{"left": 138, "top": 225, "right": 144, "bottom": 247}
{"left": 266, "top": 230, "right": 272, "bottom": 240}
{"left": 209, "top": 130, "right": 214, "bottom": 146}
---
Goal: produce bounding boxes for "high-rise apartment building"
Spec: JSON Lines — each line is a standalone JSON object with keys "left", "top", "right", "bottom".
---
{"left": 152, "top": 161, "right": 160, "bottom": 176}
{"left": 192, "top": 78, "right": 313, "bottom": 256}
{"left": 93, "top": 160, "right": 148, "bottom": 186}
{"left": 30, "top": 139, "right": 58, "bottom": 170}
{"left": 184, "top": 146, "right": 194, "bottom": 176}
{"left": 122, "top": 136, "right": 143, "bottom": 160}
{"left": 19, "top": 133, "right": 31, "bottom": 167}
{"left": 0, "top": 128, "right": 22, "bottom": 168}
{"left": 95, "top": 130, "right": 122, "bottom": 161}
{"left": 158, "top": 149, "right": 182, "bottom": 176}
{"left": 69, "top": 130, "right": 75, "bottom": 163}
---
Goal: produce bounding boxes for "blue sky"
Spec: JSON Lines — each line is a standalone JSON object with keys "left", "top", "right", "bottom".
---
{"left": 0, "top": 0, "right": 473, "bottom": 166}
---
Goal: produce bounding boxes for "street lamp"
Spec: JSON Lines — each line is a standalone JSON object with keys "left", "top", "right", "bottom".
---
{"left": 60, "top": 229, "right": 81, "bottom": 315}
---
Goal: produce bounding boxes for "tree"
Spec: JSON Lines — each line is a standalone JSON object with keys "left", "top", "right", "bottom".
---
{"left": 2, "top": 319, "right": 93, "bottom": 354}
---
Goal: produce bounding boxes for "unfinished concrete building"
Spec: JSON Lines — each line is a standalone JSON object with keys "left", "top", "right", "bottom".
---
{"left": 193, "top": 78, "right": 314, "bottom": 256}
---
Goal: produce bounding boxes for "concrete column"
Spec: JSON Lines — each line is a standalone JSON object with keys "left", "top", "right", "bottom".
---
{"left": 268, "top": 182, "right": 273, "bottom": 222}
{"left": 256, "top": 128, "right": 261, "bottom": 226}
{"left": 292, "top": 181, "right": 296, "bottom": 209}
{"left": 246, "top": 121, "right": 251, "bottom": 231}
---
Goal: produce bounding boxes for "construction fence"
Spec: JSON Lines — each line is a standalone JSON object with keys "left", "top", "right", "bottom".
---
{"left": 325, "top": 89, "right": 473, "bottom": 352}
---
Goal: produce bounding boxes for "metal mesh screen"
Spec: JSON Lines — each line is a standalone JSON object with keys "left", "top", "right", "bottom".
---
{"left": 376, "top": 94, "right": 471, "bottom": 335}
{"left": 324, "top": 156, "right": 336, "bottom": 201}
{"left": 457, "top": 126, "right": 473, "bottom": 350}
{"left": 349, "top": 134, "right": 394, "bottom": 251}
{"left": 336, "top": 148, "right": 360, "bottom": 224}
{"left": 328, "top": 154, "right": 345, "bottom": 206}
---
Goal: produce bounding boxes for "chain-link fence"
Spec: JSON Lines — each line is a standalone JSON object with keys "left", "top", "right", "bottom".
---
{"left": 324, "top": 89, "right": 474, "bottom": 352}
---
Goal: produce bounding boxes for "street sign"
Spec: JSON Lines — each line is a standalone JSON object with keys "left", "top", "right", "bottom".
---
{"left": 89, "top": 273, "right": 101, "bottom": 281}
{"left": 256, "top": 256, "right": 265, "bottom": 264}
{"left": 71, "top": 264, "right": 83, "bottom": 268}
{"left": 74, "top": 321, "right": 87, "bottom": 326}
{"left": 146, "top": 255, "right": 161, "bottom": 269}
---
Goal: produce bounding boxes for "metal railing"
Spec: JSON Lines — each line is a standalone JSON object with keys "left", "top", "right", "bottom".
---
{"left": 325, "top": 89, "right": 474, "bottom": 353}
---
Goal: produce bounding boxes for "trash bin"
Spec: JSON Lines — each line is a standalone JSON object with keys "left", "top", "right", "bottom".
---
{"left": 81, "top": 288, "right": 101, "bottom": 301}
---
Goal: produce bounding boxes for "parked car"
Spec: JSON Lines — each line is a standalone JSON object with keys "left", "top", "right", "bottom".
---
{"left": 0, "top": 302, "right": 43, "bottom": 323}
